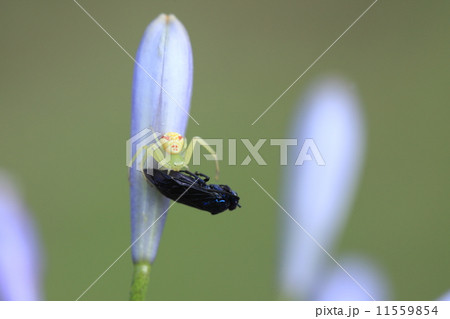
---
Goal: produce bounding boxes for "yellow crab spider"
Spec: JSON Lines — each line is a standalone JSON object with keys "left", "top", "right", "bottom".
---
{"left": 136, "top": 132, "right": 220, "bottom": 180}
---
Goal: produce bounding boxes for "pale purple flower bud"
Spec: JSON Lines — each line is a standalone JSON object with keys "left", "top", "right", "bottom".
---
{"left": 0, "top": 172, "right": 43, "bottom": 300}
{"left": 438, "top": 290, "right": 450, "bottom": 301}
{"left": 315, "top": 255, "right": 390, "bottom": 300}
{"left": 130, "top": 14, "right": 193, "bottom": 263}
{"left": 279, "top": 77, "right": 366, "bottom": 299}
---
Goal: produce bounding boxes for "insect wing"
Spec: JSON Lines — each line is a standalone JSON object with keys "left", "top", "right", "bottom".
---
{"left": 169, "top": 173, "right": 230, "bottom": 214}
{"left": 143, "top": 169, "right": 188, "bottom": 202}
{"left": 144, "top": 169, "right": 239, "bottom": 214}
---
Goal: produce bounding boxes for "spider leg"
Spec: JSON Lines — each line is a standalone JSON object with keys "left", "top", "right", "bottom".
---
{"left": 129, "top": 136, "right": 158, "bottom": 170}
{"left": 134, "top": 132, "right": 168, "bottom": 171}
{"left": 143, "top": 143, "right": 169, "bottom": 170}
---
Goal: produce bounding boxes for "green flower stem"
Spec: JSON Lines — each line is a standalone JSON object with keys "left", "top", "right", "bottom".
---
{"left": 130, "top": 261, "right": 151, "bottom": 300}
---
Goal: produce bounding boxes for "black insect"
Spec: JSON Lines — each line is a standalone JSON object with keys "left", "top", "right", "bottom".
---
{"left": 143, "top": 169, "right": 241, "bottom": 215}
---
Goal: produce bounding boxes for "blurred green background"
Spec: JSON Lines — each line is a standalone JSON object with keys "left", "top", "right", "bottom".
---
{"left": 1, "top": 0, "right": 449, "bottom": 300}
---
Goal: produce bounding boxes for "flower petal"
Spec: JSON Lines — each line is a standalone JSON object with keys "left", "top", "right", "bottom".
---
{"left": 130, "top": 14, "right": 193, "bottom": 263}
{"left": 438, "top": 290, "right": 450, "bottom": 301}
{"left": 314, "top": 255, "right": 390, "bottom": 301}
{"left": 279, "top": 77, "right": 366, "bottom": 299}
{"left": 0, "top": 172, "right": 43, "bottom": 300}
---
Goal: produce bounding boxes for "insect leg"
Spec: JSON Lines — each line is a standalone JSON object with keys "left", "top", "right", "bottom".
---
{"left": 179, "top": 170, "right": 197, "bottom": 178}
{"left": 194, "top": 171, "right": 210, "bottom": 182}
{"left": 184, "top": 137, "right": 220, "bottom": 180}
{"left": 179, "top": 170, "right": 207, "bottom": 184}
